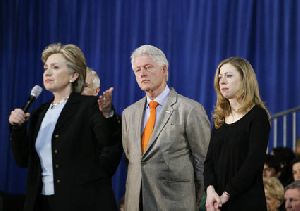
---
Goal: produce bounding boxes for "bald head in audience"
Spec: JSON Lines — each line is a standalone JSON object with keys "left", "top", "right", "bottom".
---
{"left": 82, "top": 67, "right": 100, "bottom": 96}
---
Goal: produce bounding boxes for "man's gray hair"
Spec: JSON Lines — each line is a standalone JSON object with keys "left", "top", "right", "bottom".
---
{"left": 131, "top": 45, "right": 169, "bottom": 68}
{"left": 285, "top": 181, "right": 300, "bottom": 192}
{"left": 87, "top": 67, "right": 100, "bottom": 88}
{"left": 90, "top": 71, "right": 100, "bottom": 88}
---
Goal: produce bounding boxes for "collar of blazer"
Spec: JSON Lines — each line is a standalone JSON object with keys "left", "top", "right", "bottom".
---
{"left": 54, "top": 92, "right": 97, "bottom": 131}
{"left": 31, "top": 92, "right": 90, "bottom": 145}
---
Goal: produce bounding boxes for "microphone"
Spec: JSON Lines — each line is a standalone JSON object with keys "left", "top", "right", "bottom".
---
{"left": 23, "top": 85, "right": 43, "bottom": 112}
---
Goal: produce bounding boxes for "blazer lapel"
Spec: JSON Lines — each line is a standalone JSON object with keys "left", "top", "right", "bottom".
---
{"left": 134, "top": 98, "right": 147, "bottom": 155}
{"left": 143, "top": 89, "right": 177, "bottom": 159}
{"left": 54, "top": 92, "right": 81, "bottom": 131}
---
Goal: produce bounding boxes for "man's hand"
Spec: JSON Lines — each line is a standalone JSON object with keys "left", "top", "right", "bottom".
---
{"left": 98, "top": 87, "right": 114, "bottom": 118}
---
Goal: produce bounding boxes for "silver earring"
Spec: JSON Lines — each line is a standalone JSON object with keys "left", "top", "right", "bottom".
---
{"left": 69, "top": 80, "right": 73, "bottom": 83}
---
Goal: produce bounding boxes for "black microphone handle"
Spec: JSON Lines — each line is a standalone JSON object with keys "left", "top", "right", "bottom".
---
{"left": 23, "top": 96, "right": 36, "bottom": 113}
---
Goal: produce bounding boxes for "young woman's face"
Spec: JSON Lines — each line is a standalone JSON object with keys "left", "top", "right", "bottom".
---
{"left": 218, "top": 63, "right": 242, "bottom": 100}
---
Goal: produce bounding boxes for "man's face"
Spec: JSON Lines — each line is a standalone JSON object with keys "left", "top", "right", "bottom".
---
{"left": 285, "top": 188, "right": 300, "bottom": 211}
{"left": 132, "top": 55, "right": 167, "bottom": 98}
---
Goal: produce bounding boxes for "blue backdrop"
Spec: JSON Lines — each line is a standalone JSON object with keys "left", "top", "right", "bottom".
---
{"left": 1, "top": 0, "right": 300, "bottom": 204}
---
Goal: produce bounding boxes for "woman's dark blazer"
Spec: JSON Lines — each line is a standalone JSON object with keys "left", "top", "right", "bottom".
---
{"left": 10, "top": 92, "right": 122, "bottom": 211}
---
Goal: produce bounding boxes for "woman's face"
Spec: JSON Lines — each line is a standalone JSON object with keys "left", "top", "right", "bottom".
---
{"left": 263, "top": 164, "right": 278, "bottom": 178}
{"left": 43, "top": 53, "right": 77, "bottom": 94}
{"left": 292, "top": 162, "right": 300, "bottom": 181}
{"left": 218, "top": 63, "right": 242, "bottom": 100}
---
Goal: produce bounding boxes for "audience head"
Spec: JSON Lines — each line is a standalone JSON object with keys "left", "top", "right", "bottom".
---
{"left": 82, "top": 67, "right": 100, "bottom": 96}
{"left": 292, "top": 157, "right": 300, "bottom": 181}
{"left": 285, "top": 181, "right": 300, "bottom": 211}
{"left": 42, "top": 43, "right": 87, "bottom": 93}
{"left": 264, "top": 154, "right": 281, "bottom": 178}
{"left": 295, "top": 138, "right": 300, "bottom": 156}
{"left": 272, "top": 147, "right": 295, "bottom": 186}
{"left": 272, "top": 147, "right": 296, "bottom": 167}
{"left": 263, "top": 177, "right": 284, "bottom": 211}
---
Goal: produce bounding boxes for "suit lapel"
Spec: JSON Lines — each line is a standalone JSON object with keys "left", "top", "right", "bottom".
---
{"left": 134, "top": 98, "right": 147, "bottom": 155}
{"left": 54, "top": 92, "right": 81, "bottom": 131}
{"left": 143, "top": 89, "right": 177, "bottom": 159}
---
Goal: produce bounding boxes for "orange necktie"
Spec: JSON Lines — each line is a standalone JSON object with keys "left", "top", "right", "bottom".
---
{"left": 141, "top": 101, "right": 159, "bottom": 154}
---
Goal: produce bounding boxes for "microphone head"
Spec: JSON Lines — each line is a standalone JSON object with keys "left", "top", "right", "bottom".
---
{"left": 31, "top": 85, "right": 43, "bottom": 98}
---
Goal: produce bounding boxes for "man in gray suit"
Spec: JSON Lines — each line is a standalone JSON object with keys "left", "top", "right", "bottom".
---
{"left": 122, "top": 45, "right": 210, "bottom": 211}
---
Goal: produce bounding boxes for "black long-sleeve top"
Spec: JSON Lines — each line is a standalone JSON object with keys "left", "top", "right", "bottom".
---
{"left": 204, "top": 105, "right": 270, "bottom": 211}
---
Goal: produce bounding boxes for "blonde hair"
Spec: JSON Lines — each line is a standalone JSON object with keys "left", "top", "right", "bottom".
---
{"left": 264, "top": 177, "right": 284, "bottom": 205}
{"left": 42, "top": 43, "right": 87, "bottom": 93}
{"left": 213, "top": 57, "right": 269, "bottom": 128}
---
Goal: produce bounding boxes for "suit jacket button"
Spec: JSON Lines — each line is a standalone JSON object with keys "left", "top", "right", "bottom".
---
{"left": 54, "top": 134, "right": 59, "bottom": 138}
{"left": 54, "top": 149, "right": 58, "bottom": 154}
{"left": 56, "top": 179, "right": 61, "bottom": 183}
{"left": 55, "top": 164, "right": 59, "bottom": 168}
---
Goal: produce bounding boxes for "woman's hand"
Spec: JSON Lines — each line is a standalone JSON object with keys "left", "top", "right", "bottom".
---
{"left": 220, "top": 192, "right": 230, "bottom": 204}
{"left": 9, "top": 109, "right": 30, "bottom": 125}
{"left": 206, "top": 186, "right": 221, "bottom": 211}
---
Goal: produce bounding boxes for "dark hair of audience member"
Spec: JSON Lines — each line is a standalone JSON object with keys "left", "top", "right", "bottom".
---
{"left": 272, "top": 147, "right": 295, "bottom": 186}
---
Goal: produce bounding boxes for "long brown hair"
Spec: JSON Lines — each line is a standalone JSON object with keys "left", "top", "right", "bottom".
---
{"left": 213, "top": 57, "right": 269, "bottom": 128}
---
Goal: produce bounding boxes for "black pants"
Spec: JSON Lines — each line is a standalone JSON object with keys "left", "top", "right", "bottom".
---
{"left": 36, "top": 195, "right": 55, "bottom": 211}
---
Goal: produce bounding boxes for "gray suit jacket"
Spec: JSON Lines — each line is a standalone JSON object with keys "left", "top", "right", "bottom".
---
{"left": 122, "top": 89, "right": 210, "bottom": 211}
